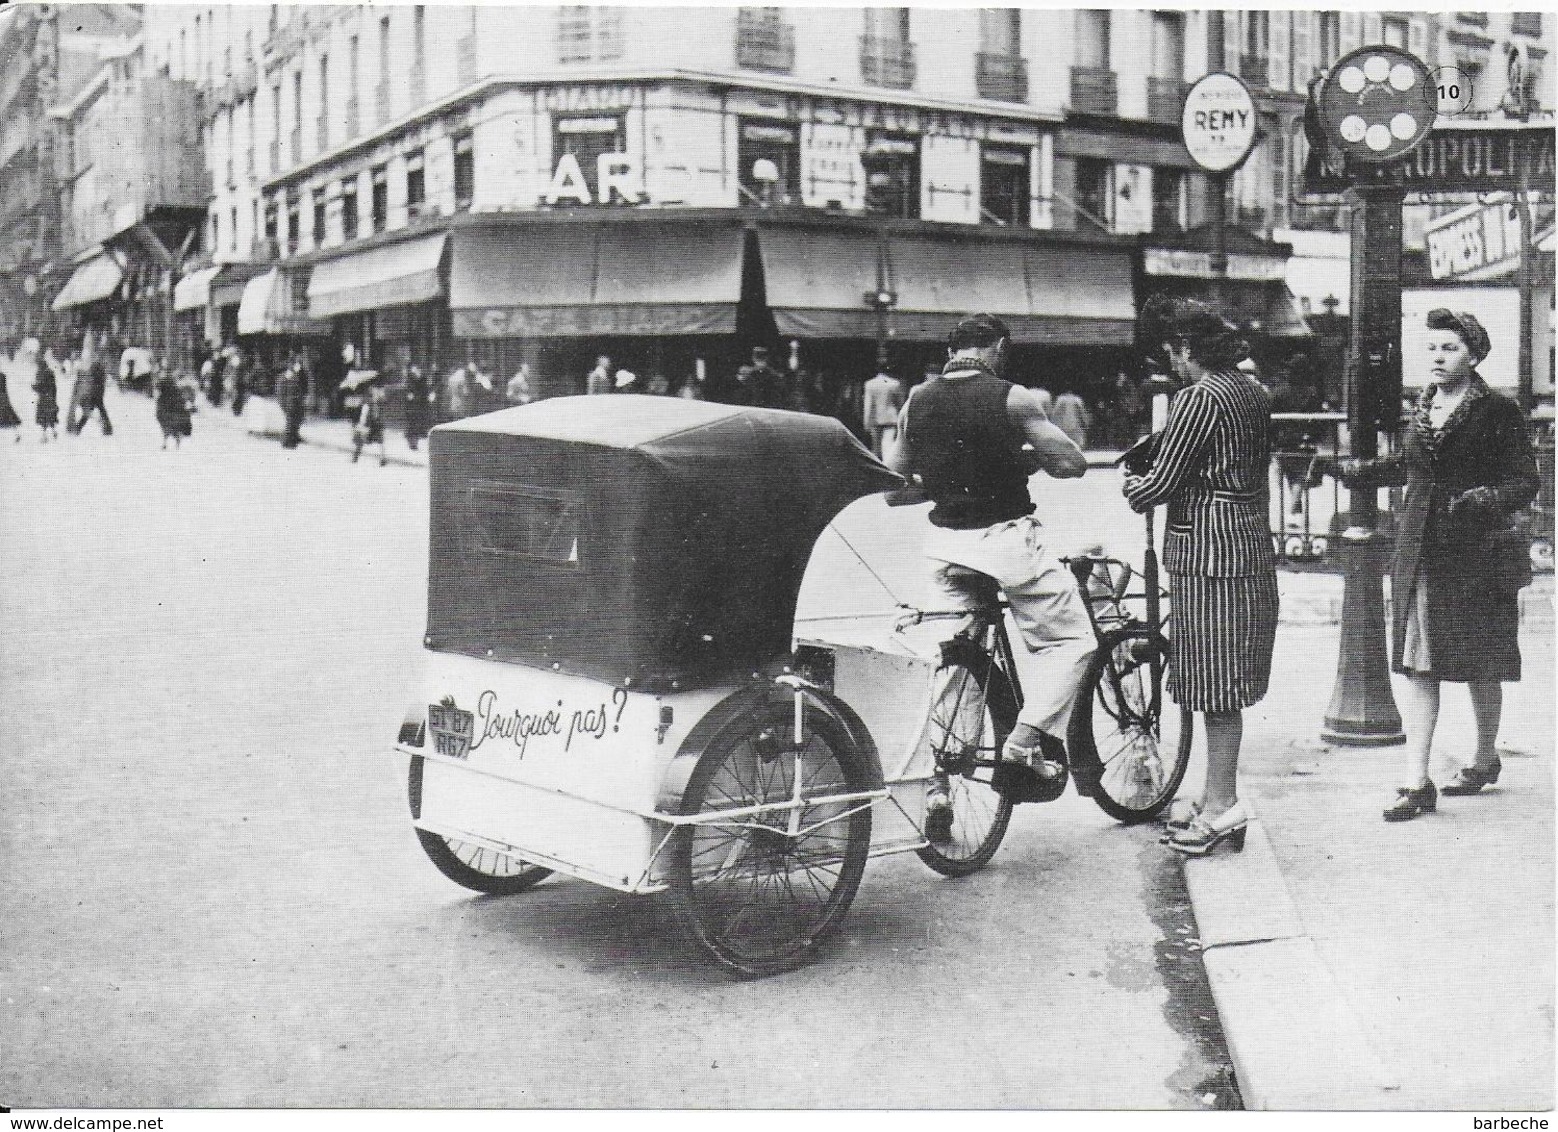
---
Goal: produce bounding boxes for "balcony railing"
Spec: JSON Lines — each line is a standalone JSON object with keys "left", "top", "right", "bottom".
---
{"left": 861, "top": 36, "right": 915, "bottom": 89}
{"left": 976, "top": 52, "right": 1028, "bottom": 102}
{"left": 1146, "top": 76, "right": 1187, "bottom": 124}
{"left": 1455, "top": 11, "right": 1489, "bottom": 28}
{"left": 1239, "top": 53, "right": 1269, "bottom": 89}
{"left": 457, "top": 35, "right": 478, "bottom": 85}
{"left": 1070, "top": 66, "right": 1118, "bottom": 115}
{"left": 736, "top": 15, "right": 795, "bottom": 74}
{"left": 1511, "top": 12, "right": 1542, "bottom": 36}
{"left": 344, "top": 97, "right": 359, "bottom": 140}
{"left": 289, "top": 126, "right": 301, "bottom": 166}
{"left": 316, "top": 114, "right": 329, "bottom": 153}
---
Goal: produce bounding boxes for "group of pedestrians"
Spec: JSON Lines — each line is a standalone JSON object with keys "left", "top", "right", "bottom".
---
{"left": 891, "top": 299, "right": 1538, "bottom": 858}
{"left": 0, "top": 337, "right": 110, "bottom": 444}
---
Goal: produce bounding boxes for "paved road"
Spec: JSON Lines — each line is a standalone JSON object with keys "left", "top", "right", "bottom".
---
{"left": 0, "top": 388, "right": 1235, "bottom": 1108}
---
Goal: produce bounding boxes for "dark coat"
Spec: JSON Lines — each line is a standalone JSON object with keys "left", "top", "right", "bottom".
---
{"left": 1345, "top": 379, "right": 1540, "bottom": 681}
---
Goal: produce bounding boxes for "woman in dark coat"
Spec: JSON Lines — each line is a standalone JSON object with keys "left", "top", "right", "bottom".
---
{"left": 33, "top": 348, "right": 60, "bottom": 441}
{"left": 154, "top": 366, "right": 193, "bottom": 448}
{"left": 0, "top": 348, "right": 21, "bottom": 440}
{"left": 1319, "top": 310, "right": 1540, "bottom": 821}
{"left": 402, "top": 365, "right": 432, "bottom": 450}
{"left": 1122, "top": 298, "right": 1278, "bottom": 856}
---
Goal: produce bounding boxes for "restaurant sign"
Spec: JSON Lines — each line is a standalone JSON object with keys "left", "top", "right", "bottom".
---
{"left": 1143, "top": 248, "right": 1289, "bottom": 282}
{"left": 1303, "top": 123, "right": 1555, "bottom": 195}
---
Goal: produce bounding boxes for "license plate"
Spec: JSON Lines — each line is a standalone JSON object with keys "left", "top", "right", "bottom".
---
{"left": 428, "top": 701, "right": 475, "bottom": 760}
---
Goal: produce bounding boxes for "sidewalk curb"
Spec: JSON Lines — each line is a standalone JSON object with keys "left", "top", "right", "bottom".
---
{"left": 200, "top": 398, "right": 429, "bottom": 469}
{"left": 1182, "top": 804, "right": 1403, "bottom": 1110}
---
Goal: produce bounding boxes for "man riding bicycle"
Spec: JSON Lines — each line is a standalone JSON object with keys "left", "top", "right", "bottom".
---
{"left": 891, "top": 314, "right": 1096, "bottom": 838}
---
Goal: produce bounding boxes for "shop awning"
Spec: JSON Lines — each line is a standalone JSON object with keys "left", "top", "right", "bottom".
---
{"left": 51, "top": 253, "right": 123, "bottom": 312}
{"left": 173, "top": 265, "right": 221, "bottom": 313}
{"left": 449, "top": 220, "right": 746, "bottom": 337}
{"left": 237, "top": 267, "right": 331, "bottom": 336}
{"left": 759, "top": 227, "right": 1136, "bottom": 344}
{"left": 1145, "top": 278, "right": 1311, "bottom": 339}
{"left": 307, "top": 233, "right": 448, "bottom": 320}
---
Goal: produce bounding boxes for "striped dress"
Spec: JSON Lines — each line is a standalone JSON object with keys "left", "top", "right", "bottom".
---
{"left": 1123, "top": 370, "right": 1278, "bottom": 714}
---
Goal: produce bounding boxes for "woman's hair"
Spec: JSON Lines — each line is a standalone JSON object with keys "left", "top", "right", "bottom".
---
{"left": 1425, "top": 308, "right": 1491, "bottom": 364}
{"left": 1140, "top": 295, "right": 1249, "bottom": 369}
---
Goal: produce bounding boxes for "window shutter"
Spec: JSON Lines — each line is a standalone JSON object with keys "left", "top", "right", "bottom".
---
{"left": 1363, "top": 13, "right": 1382, "bottom": 45}
{"left": 1340, "top": 12, "right": 1362, "bottom": 55}
{"left": 1270, "top": 10, "right": 1291, "bottom": 91}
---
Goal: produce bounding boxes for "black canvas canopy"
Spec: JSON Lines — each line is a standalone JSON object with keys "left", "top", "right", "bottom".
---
{"left": 427, "top": 397, "right": 902, "bottom": 691}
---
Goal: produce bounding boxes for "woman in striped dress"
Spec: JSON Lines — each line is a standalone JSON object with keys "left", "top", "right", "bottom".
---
{"left": 1122, "top": 299, "right": 1278, "bottom": 856}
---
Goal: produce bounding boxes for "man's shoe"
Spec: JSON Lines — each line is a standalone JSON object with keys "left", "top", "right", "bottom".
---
{"left": 1442, "top": 758, "right": 1502, "bottom": 796}
{"left": 1383, "top": 781, "right": 1437, "bottom": 822}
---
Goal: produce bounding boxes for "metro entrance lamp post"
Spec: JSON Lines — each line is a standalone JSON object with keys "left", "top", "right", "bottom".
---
{"left": 1308, "top": 44, "right": 1438, "bottom": 746}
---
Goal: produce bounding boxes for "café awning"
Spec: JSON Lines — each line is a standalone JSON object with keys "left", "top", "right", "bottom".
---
{"left": 173, "top": 265, "right": 222, "bottom": 313}
{"left": 758, "top": 227, "right": 1136, "bottom": 344}
{"left": 237, "top": 268, "right": 331, "bottom": 336}
{"left": 50, "top": 252, "right": 124, "bottom": 312}
{"left": 450, "top": 219, "right": 746, "bottom": 338}
{"left": 307, "top": 233, "right": 448, "bottom": 320}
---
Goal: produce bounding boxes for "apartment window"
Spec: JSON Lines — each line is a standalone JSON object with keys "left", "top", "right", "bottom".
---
{"left": 371, "top": 165, "right": 388, "bottom": 233}
{"left": 735, "top": 7, "right": 795, "bottom": 74}
{"left": 1152, "top": 167, "right": 1185, "bottom": 232}
{"left": 559, "top": 6, "right": 624, "bottom": 62}
{"left": 378, "top": 17, "right": 392, "bottom": 124}
{"left": 1511, "top": 13, "right": 1542, "bottom": 37}
{"left": 230, "top": 207, "right": 239, "bottom": 252}
{"left": 454, "top": 133, "right": 475, "bottom": 210}
{"left": 1244, "top": 11, "right": 1269, "bottom": 57}
{"left": 1151, "top": 11, "right": 1185, "bottom": 79}
{"left": 269, "top": 4, "right": 279, "bottom": 36}
{"left": 318, "top": 56, "right": 329, "bottom": 151}
{"left": 271, "top": 84, "right": 283, "bottom": 172}
{"left": 979, "top": 8, "right": 1021, "bottom": 55}
{"left": 862, "top": 132, "right": 919, "bottom": 220}
{"left": 312, "top": 193, "right": 326, "bottom": 247}
{"left": 862, "top": 8, "right": 915, "bottom": 88}
{"left": 263, "top": 195, "right": 278, "bottom": 243}
{"left": 1074, "top": 158, "right": 1111, "bottom": 232}
{"left": 1076, "top": 10, "right": 1110, "bottom": 69}
{"left": 411, "top": 5, "right": 427, "bottom": 102}
{"left": 1318, "top": 13, "right": 1340, "bottom": 66}
{"left": 247, "top": 98, "right": 256, "bottom": 175}
{"left": 980, "top": 145, "right": 1030, "bottom": 227}
{"left": 245, "top": 29, "right": 253, "bottom": 62}
{"left": 342, "top": 178, "right": 359, "bottom": 240}
{"left": 1382, "top": 17, "right": 1409, "bottom": 49}
{"left": 285, "top": 188, "right": 301, "bottom": 255}
{"left": 407, "top": 151, "right": 426, "bottom": 217}
{"left": 737, "top": 121, "right": 800, "bottom": 205}
{"left": 224, "top": 45, "right": 232, "bottom": 79}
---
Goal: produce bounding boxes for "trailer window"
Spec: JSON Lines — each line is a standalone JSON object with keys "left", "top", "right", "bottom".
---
{"left": 468, "top": 482, "right": 582, "bottom": 568}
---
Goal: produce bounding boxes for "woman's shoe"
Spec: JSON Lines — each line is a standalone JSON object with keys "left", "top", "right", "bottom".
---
{"left": 1382, "top": 781, "right": 1437, "bottom": 822}
{"left": 1167, "top": 804, "right": 1248, "bottom": 856}
{"left": 1441, "top": 758, "right": 1502, "bottom": 796}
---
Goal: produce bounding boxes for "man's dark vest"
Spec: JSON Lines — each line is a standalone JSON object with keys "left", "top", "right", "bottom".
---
{"left": 905, "top": 368, "right": 1034, "bottom": 530}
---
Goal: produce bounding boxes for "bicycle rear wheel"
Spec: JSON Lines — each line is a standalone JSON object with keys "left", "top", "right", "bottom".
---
{"left": 915, "top": 645, "right": 1016, "bottom": 877}
{"left": 1068, "top": 626, "right": 1192, "bottom": 824}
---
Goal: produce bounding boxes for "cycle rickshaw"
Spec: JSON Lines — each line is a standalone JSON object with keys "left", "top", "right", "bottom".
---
{"left": 396, "top": 396, "right": 1190, "bottom": 976}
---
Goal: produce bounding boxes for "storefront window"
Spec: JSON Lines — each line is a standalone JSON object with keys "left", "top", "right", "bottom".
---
{"left": 454, "top": 133, "right": 475, "bottom": 211}
{"left": 1074, "top": 158, "right": 1111, "bottom": 233}
{"left": 552, "top": 115, "right": 627, "bottom": 204}
{"left": 980, "top": 145, "right": 1029, "bottom": 227}
{"left": 407, "top": 150, "right": 426, "bottom": 218}
{"left": 1152, "top": 167, "right": 1185, "bottom": 233}
{"left": 862, "top": 133, "right": 919, "bottom": 220}
{"left": 342, "top": 179, "right": 358, "bottom": 240}
{"left": 737, "top": 121, "right": 800, "bottom": 206}
{"left": 371, "top": 165, "right": 388, "bottom": 233}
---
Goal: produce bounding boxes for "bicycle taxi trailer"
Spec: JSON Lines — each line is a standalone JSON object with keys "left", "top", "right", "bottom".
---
{"left": 397, "top": 395, "right": 1189, "bottom": 975}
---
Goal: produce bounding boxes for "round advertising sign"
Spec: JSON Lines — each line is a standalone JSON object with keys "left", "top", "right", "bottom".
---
{"left": 1181, "top": 73, "right": 1258, "bottom": 173}
{"left": 1316, "top": 45, "right": 1437, "bottom": 164}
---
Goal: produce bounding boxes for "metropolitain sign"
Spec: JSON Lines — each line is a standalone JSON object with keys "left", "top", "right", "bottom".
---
{"left": 1302, "top": 124, "right": 1555, "bottom": 195}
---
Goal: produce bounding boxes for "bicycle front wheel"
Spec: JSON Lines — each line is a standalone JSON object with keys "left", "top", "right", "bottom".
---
{"left": 1068, "top": 626, "right": 1193, "bottom": 824}
{"left": 915, "top": 650, "right": 1016, "bottom": 877}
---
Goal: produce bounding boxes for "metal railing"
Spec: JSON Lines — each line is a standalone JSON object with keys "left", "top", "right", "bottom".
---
{"left": 1239, "top": 53, "right": 1269, "bottom": 89}
{"left": 1070, "top": 66, "right": 1117, "bottom": 115}
{"left": 736, "top": 15, "right": 795, "bottom": 73}
{"left": 861, "top": 36, "right": 915, "bottom": 88}
{"left": 1146, "top": 76, "right": 1186, "bottom": 125}
{"left": 975, "top": 52, "right": 1028, "bottom": 102}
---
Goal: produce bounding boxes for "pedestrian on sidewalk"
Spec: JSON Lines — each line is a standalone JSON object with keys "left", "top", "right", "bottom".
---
{"left": 0, "top": 345, "right": 22, "bottom": 442}
{"left": 154, "top": 365, "right": 192, "bottom": 449}
{"left": 32, "top": 342, "right": 60, "bottom": 442}
{"left": 352, "top": 383, "right": 388, "bottom": 467}
{"left": 278, "top": 358, "right": 307, "bottom": 450}
{"left": 402, "top": 364, "right": 433, "bottom": 451}
{"left": 1314, "top": 310, "right": 1541, "bottom": 821}
{"left": 75, "top": 352, "right": 113, "bottom": 436}
{"left": 1124, "top": 297, "right": 1277, "bottom": 856}
{"left": 861, "top": 368, "right": 904, "bottom": 460}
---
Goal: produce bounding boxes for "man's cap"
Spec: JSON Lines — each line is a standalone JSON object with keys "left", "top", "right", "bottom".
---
{"left": 948, "top": 313, "right": 1012, "bottom": 350}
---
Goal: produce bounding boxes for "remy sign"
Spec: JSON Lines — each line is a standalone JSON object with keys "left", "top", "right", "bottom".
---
{"left": 1303, "top": 122, "right": 1556, "bottom": 195}
{"left": 1180, "top": 73, "right": 1257, "bottom": 173}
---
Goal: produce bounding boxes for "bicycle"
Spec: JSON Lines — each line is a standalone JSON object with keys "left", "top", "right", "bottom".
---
{"left": 892, "top": 505, "right": 1194, "bottom": 875}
